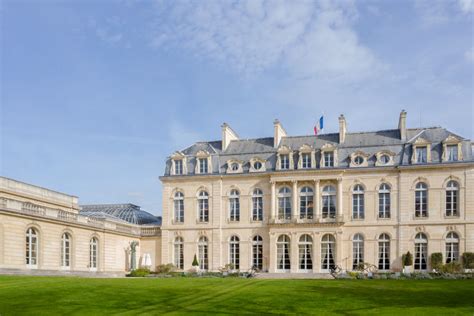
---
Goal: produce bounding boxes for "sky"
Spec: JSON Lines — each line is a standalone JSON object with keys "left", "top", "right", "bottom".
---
{"left": 1, "top": 0, "right": 473, "bottom": 216}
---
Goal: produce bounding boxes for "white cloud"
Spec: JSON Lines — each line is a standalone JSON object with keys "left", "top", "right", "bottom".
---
{"left": 459, "top": 0, "right": 474, "bottom": 13}
{"left": 466, "top": 49, "right": 474, "bottom": 63}
{"left": 415, "top": 0, "right": 474, "bottom": 26}
{"left": 150, "top": 0, "right": 383, "bottom": 81}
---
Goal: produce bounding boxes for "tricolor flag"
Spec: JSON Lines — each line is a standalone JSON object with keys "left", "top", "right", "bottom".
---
{"left": 314, "top": 116, "right": 324, "bottom": 135}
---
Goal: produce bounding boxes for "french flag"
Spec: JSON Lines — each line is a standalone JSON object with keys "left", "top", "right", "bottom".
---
{"left": 314, "top": 116, "right": 324, "bottom": 135}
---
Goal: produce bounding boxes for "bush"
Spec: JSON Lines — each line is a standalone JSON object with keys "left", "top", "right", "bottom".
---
{"left": 430, "top": 253, "right": 443, "bottom": 271}
{"left": 156, "top": 263, "right": 176, "bottom": 274}
{"left": 402, "top": 251, "right": 413, "bottom": 266}
{"left": 127, "top": 268, "right": 150, "bottom": 277}
{"left": 192, "top": 254, "right": 199, "bottom": 267}
{"left": 462, "top": 252, "right": 474, "bottom": 269}
{"left": 440, "top": 261, "right": 462, "bottom": 273}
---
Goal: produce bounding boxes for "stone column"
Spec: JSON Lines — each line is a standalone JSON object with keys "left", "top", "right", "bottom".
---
{"left": 292, "top": 180, "right": 298, "bottom": 220}
{"left": 269, "top": 233, "right": 276, "bottom": 272}
{"left": 337, "top": 178, "right": 343, "bottom": 220}
{"left": 312, "top": 233, "right": 319, "bottom": 273}
{"left": 271, "top": 181, "right": 276, "bottom": 220}
{"left": 314, "top": 180, "right": 320, "bottom": 220}
{"left": 290, "top": 233, "right": 298, "bottom": 273}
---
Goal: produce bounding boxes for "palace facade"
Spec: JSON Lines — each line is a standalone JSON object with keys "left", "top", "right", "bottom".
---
{"left": 160, "top": 111, "right": 474, "bottom": 273}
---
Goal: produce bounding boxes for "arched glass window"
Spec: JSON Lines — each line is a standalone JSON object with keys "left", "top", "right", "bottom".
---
{"left": 277, "top": 235, "right": 291, "bottom": 270}
{"left": 299, "top": 187, "right": 314, "bottom": 219}
{"left": 321, "top": 234, "right": 335, "bottom": 270}
{"left": 252, "top": 235, "right": 263, "bottom": 270}
{"left": 298, "top": 234, "right": 313, "bottom": 271}
{"left": 446, "top": 181, "right": 459, "bottom": 217}
{"left": 415, "top": 182, "right": 428, "bottom": 217}
{"left": 229, "top": 189, "right": 240, "bottom": 222}
{"left": 89, "top": 237, "right": 98, "bottom": 270}
{"left": 174, "top": 237, "right": 184, "bottom": 270}
{"left": 446, "top": 232, "right": 459, "bottom": 263}
{"left": 352, "top": 185, "right": 365, "bottom": 220}
{"left": 278, "top": 187, "right": 292, "bottom": 220}
{"left": 414, "top": 233, "right": 428, "bottom": 271}
{"left": 322, "top": 185, "right": 336, "bottom": 219}
{"left": 198, "top": 191, "right": 209, "bottom": 222}
{"left": 198, "top": 236, "right": 208, "bottom": 270}
{"left": 26, "top": 228, "right": 38, "bottom": 267}
{"left": 229, "top": 236, "right": 240, "bottom": 269}
{"left": 252, "top": 189, "right": 263, "bottom": 221}
{"left": 61, "top": 233, "right": 71, "bottom": 268}
{"left": 378, "top": 234, "right": 390, "bottom": 270}
{"left": 352, "top": 234, "right": 364, "bottom": 270}
{"left": 174, "top": 192, "right": 184, "bottom": 223}
{"left": 378, "top": 183, "right": 391, "bottom": 219}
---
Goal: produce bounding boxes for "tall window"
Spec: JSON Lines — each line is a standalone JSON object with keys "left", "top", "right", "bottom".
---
{"left": 199, "top": 158, "right": 208, "bottom": 173}
{"left": 25, "top": 228, "right": 38, "bottom": 267}
{"left": 278, "top": 187, "right": 292, "bottom": 220}
{"left": 415, "top": 182, "right": 428, "bottom": 217}
{"left": 252, "top": 189, "right": 263, "bottom": 221}
{"left": 324, "top": 152, "right": 334, "bottom": 167}
{"left": 446, "top": 232, "right": 459, "bottom": 263}
{"left": 299, "top": 234, "right": 313, "bottom": 271}
{"left": 174, "top": 159, "right": 183, "bottom": 175}
{"left": 89, "top": 237, "right": 98, "bottom": 270}
{"left": 321, "top": 234, "right": 335, "bottom": 270}
{"left": 277, "top": 235, "right": 290, "bottom": 270}
{"left": 446, "top": 181, "right": 459, "bottom": 217}
{"left": 301, "top": 153, "right": 311, "bottom": 169}
{"left": 61, "top": 233, "right": 71, "bottom": 268}
{"left": 352, "top": 185, "right": 365, "bottom": 220}
{"left": 229, "top": 236, "right": 240, "bottom": 269}
{"left": 174, "top": 237, "right": 184, "bottom": 270}
{"left": 378, "top": 234, "right": 390, "bottom": 270}
{"left": 229, "top": 189, "right": 240, "bottom": 221}
{"left": 280, "top": 154, "right": 290, "bottom": 170}
{"left": 198, "top": 191, "right": 209, "bottom": 222}
{"left": 198, "top": 236, "right": 208, "bottom": 270}
{"left": 352, "top": 234, "right": 364, "bottom": 270}
{"left": 322, "top": 185, "right": 336, "bottom": 218}
{"left": 416, "top": 146, "right": 427, "bottom": 163}
{"left": 252, "top": 235, "right": 263, "bottom": 270}
{"left": 447, "top": 145, "right": 458, "bottom": 162}
{"left": 173, "top": 192, "right": 184, "bottom": 223}
{"left": 414, "top": 233, "right": 428, "bottom": 271}
{"left": 299, "top": 186, "right": 314, "bottom": 219}
{"left": 378, "top": 183, "right": 391, "bottom": 219}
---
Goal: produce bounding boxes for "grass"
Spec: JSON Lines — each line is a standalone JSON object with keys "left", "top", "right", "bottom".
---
{"left": 0, "top": 276, "right": 473, "bottom": 315}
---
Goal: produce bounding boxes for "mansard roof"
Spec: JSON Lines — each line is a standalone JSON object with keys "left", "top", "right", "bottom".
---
{"left": 80, "top": 204, "right": 162, "bottom": 226}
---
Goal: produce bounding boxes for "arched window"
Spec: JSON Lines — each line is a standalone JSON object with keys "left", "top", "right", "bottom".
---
{"left": 198, "top": 236, "right": 208, "bottom": 271}
{"left": 174, "top": 237, "right": 184, "bottom": 270}
{"left": 446, "top": 232, "right": 459, "bottom": 263}
{"left": 352, "top": 185, "right": 365, "bottom": 220}
{"left": 229, "top": 236, "right": 240, "bottom": 269}
{"left": 174, "top": 192, "right": 184, "bottom": 223}
{"left": 415, "top": 182, "right": 428, "bottom": 217}
{"left": 298, "top": 234, "right": 313, "bottom": 271}
{"left": 414, "top": 233, "right": 428, "bottom": 271}
{"left": 197, "top": 191, "right": 209, "bottom": 222}
{"left": 321, "top": 234, "right": 335, "bottom": 270}
{"left": 278, "top": 187, "right": 292, "bottom": 220}
{"left": 378, "top": 234, "right": 390, "bottom": 270}
{"left": 446, "top": 181, "right": 459, "bottom": 217}
{"left": 89, "top": 237, "right": 98, "bottom": 271}
{"left": 322, "top": 185, "right": 336, "bottom": 219}
{"left": 61, "top": 233, "right": 71, "bottom": 268}
{"left": 252, "top": 235, "right": 263, "bottom": 270}
{"left": 229, "top": 189, "right": 240, "bottom": 222}
{"left": 352, "top": 234, "right": 364, "bottom": 270}
{"left": 299, "top": 187, "right": 314, "bottom": 219}
{"left": 252, "top": 189, "right": 263, "bottom": 221}
{"left": 277, "top": 235, "right": 290, "bottom": 270}
{"left": 26, "top": 227, "right": 38, "bottom": 267}
{"left": 378, "top": 183, "right": 391, "bottom": 219}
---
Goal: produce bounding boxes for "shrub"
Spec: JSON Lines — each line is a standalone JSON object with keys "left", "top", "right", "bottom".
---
{"left": 430, "top": 253, "right": 443, "bottom": 271}
{"left": 219, "top": 264, "right": 235, "bottom": 273}
{"left": 440, "top": 261, "right": 462, "bottom": 273}
{"left": 127, "top": 268, "right": 150, "bottom": 277}
{"left": 403, "top": 251, "right": 413, "bottom": 266}
{"left": 192, "top": 254, "right": 199, "bottom": 267}
{"left": 462, "top": 252, "right": 474, "bottom": 269}
{"left": 156, "top": 263, "right": 176, "bottom": 274}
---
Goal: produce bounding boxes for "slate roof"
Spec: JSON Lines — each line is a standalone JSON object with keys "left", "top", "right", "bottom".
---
{"left": 80, "top": 204, "right": 162, "bottom": 226}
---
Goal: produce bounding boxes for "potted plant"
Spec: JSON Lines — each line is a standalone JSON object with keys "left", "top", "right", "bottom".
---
{"left": 192, "top": 254, "right": 199, "bottom": 272}
{"left": 402, "top": 251, "right": 413, "bottom": 273}
{"left": 430, "top": 253, "right": 443, "bottom": 272}
{"left": 462, "top": 252, "right": 474, "bottom": 272}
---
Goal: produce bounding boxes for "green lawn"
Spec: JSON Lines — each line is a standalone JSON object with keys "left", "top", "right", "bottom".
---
{"left": 0, "top": 276, "right": 473, "bottom": 315}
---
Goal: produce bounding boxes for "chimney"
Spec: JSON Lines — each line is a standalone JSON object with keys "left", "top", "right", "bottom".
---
{"left": 339, "top": 114, "right": 347, "bottom": 144}
{"left": 221, "top": 123, "right": 239, "bottom": 151}
{"left": 273, "top": 119, "right": 287, "bottom": 148}
{"left": 398, "top": 110, "right": 407, "bottom": 141}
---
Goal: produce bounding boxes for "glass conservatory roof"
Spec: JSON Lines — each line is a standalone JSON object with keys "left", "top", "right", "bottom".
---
{"left": 80, "top": 204, "right": 161, "bottom": 226}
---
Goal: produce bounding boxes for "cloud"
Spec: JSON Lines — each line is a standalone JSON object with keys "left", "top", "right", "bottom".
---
{"left": 466, "top": 49, "right": 474, "bottom": 63}
{"left": 459, "top": 0, "right": 474, "bottom": 13}
{"left": 149, "top": 0, "right": 383, "bottom": 81}
{"left": 415, "top": 0, "right": 474, "bottom": 26}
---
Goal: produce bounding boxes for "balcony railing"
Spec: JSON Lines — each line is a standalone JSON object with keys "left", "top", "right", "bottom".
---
{"left": 269, "top": 214, "right": 344, "bottom": 224}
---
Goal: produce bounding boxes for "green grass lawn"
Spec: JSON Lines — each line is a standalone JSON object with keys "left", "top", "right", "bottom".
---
{"left": 0, "top": 276, "right": 473, "bottom": 315}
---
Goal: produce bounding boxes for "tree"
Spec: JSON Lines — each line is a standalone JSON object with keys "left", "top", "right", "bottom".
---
{"left": 192, "top": 254, "right": 199, "bottom": 267}
{"left": 403, "top": 251, "right": 413, "bottom": 266}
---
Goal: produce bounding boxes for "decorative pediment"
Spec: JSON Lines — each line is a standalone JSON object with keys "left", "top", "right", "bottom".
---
{"left": 413, "top": 137, "right": 430, "bottom": 145}
{"left": 171, "top": 151, "right": 185, "bottom": 159}
{"left": 350, "top": 151, "right": 370, "bottom": 159}
{"left": 277, "top": 145, "right": 292, "bottom": 154}
{"left": 196, "top": 150, "right": 210, "bottom": 158}
{"left": 321, "top": 143, "right": 336, "bottom": 151}
{"left": 443, "top": 135, "right": 461, "bottom": 144}
{"left": 299, "top": 144, "right": 313, "bottom": 152}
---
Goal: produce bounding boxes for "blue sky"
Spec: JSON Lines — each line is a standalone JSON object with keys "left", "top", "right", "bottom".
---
{"left": 1, "top": 0, "right": 473, "bottom": 215}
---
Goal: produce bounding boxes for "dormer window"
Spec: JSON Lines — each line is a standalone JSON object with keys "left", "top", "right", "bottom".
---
{"left": 354, "top": 156, "right": 363, "bottom": 166}
{"left": 231, "top": 163, "right": 239, "bottom": 171}
{"left": 280, "top": 154, "right": 290, "bottom": 169}
{"left": 249, "top": 157, "right": 266, "bottom": 172}
{"left": 416, "top": 146, "right": 427, "bottom": 163}
{"left": 442, "top": 135, "right": 463, "bottom": 162}
{"left": 253, "top": 161, "right": 262, "bottom": 170}
{"left": 195, "top": 150, "right": 211, "bottom": 174}
{"left": 379, "top": 154, "right": 390, "bottom": 165}
{"left": 297, "top": 144, "right": 315, "bottom": 170}
{"left": 199, "top": 158, "right": 208, "bottom": 173}
{"left": 171, "top": 152, "right": 187, "bottom": 175}
{"left": 301, "top": 153, "right": 311, "bottom": 168}
{"left": 447, "top": 145, "right": 458, "bottom": 161}
{"left": 226, "top": 159, "right": 243, "bottom": 173}
{"left": 375, "top": 151, "right": 395, "bottom": 167}
{"left": 350, "top": 151, "right": 369, "bottom": 168}
{"left": 324, "top": 152, "right": 334, "bottom": 167}
{"left": 174, "top": 160, "right": 183, "bottom": 175}
{"left": 276, "top": 145, "right": 294, "bottom": 171}
{"left": 320, "top": 143, "right": 338, "bottom": 168}
{"left": 411, "top": 137, "right": 431, "bottom": 164}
